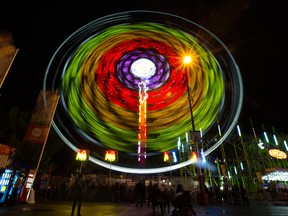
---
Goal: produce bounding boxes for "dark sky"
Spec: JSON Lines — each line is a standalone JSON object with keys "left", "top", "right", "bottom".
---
{"left": 1, "top": 0, "right": 287, "bottom": 135}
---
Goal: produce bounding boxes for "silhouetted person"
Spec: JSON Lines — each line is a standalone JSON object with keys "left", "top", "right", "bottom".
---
{"left": 162, "top": 186, "right": 172, "bottom": 214}
{"left": 147, "top": 181, "right": 153, "bottom": 207}
{"left": 71, "top": 172, "right": 87, "bottom": 216}
{"left": 172, "top": 184, "right": 196, "bottom": 216}
{"left": 135, "top": 179, "right": 145, "bottom": 207}
{"left": 151, "top": 183, "right": 164, "bottom": 215}
{"left": 214, "top": 185, "right": 222, "bottom": 205}
{"left": 240, "top": 186, "right": 249, "bottom": 206}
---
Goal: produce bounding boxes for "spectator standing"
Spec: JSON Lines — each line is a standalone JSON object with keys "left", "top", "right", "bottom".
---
{"left": 151, "top": 183, "right": 164, "bottom": 215}
{"left": 214, "top": 185, "right": 222, "bottom": 205}
{"left": 71, "top": 172, "right": 87, "bottom": 216}
{"left": 135, "top": 179, "right": 145, "bottom": 207}
{"left": 162, "top": 186, "right": 172, "bottom": 214}
{"left": 87, "top": 180, "right": 96, "bottom": 201}
{"left": 172, "top": 184, "right": 196, "bottom": 216}
{"left": 147, "top": 181, "right": 153, "bottom": 207}
{"left": 112, "top": 182, "right": 120, "bottom": 203}
{"left": 240, "top": 186, "right": 249, "bottom": 206}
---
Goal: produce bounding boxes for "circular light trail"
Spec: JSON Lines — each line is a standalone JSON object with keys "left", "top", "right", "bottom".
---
{"left": 44, "top": 11, "right": 243, "bottom": 174}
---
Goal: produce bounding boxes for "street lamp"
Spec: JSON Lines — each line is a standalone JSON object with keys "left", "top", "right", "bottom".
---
{"left": 105, "top": 150, "right": 118, "bottom": 184}
{"left": 183, "top": 55, "right": 207, "bottom": 205}
{"left": 76, "top": 149, "right": 89, "bottom": 173}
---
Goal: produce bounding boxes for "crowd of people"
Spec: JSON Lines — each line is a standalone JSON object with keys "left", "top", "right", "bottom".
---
{"left": 44, "top": 172, "right": 288, "bottom": 216}
{"left": 44, "top": 173, "right": 198, "bottom": 216}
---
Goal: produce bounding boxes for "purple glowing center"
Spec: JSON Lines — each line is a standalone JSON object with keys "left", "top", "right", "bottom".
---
{"left": 116, "top": 49, "right": 170, "bottom": 91}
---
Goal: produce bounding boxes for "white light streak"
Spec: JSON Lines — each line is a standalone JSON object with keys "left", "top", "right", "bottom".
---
{"left": 264, "top": 131, "right": 269, "bottom": 143}
{"left": 273, "top": 134, "right": 278, "bottom": 146}
{"left": 234, "top": 166, "right": 237, "bottom": 174}
{"left": 237, "top": 125, "right": 241, "bottom": 137}
{"left": 284, "top": 140, "right": 288, "bottom": 151}
{"left": 218, "top": 125, "right": 222, "bottom": 137}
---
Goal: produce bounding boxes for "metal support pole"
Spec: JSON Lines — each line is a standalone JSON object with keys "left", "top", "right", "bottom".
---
{"left": 186, "top": 70, "right": 206, "bottom": 205}
{"left": 109, "top": 163, "right": 112, "bottom": 184}
{"left": 79, "top": 161, "right": 83, "bottom": 173}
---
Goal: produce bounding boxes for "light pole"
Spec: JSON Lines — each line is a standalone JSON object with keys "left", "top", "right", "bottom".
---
{"left": 183, "top": 55, "right": 207, "bottom": 205}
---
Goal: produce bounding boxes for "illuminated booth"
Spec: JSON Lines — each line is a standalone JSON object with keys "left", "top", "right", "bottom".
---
{"left": 262, "top": 168, "right": 288, "bottom": 182}
{"left": 0, "top": 168, "right": 13, "bottom": 204}
{"left": 19, "top": 170, "right": 35, "bottom": 203}
{"left": 261, "top": 149, "right": 288, "bottom": 182}
{"left": 0, "top": 168, "right": 26, "bottom": 205}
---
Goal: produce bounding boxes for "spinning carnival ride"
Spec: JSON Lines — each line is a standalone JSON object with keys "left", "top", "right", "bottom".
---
{"left": 43, "top": 11, "right": 243, "bottom": 174}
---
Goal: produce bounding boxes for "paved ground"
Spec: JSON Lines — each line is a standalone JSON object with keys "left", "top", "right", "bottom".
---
{"left": 0, "top": 198, "right": 288, "bottom": 216}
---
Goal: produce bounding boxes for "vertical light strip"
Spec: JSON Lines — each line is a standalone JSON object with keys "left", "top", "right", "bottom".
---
{"left": 138, "top": 81, "right": 148, "bottom": 163}
{"left": 177, "top": 137, "right": 181, "bottom": 150}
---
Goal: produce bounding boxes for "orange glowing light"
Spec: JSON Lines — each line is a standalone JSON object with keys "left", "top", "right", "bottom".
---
{"left": 191, "top": 152, "right": 198, "bottom": 162}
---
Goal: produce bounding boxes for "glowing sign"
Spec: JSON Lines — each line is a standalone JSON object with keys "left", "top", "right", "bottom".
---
{"left": 0, "top": 169, "right": 12, "bottom": 191}
{"left": 76, "top": 150, "right": 89, "bottom": 161}
{"left": 163, "top": 152, "right": 170, "bottom": 162}
{"left": 268, "top": 149, "right": 287, "bottom": 159}
{"left": 105, "top": 150, "right": 118, "bottom": 162}
{"left": 19, "top": 169, "right": 35, "bottom": 203}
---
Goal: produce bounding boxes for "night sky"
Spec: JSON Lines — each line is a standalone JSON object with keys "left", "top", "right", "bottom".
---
{"left": 1, "top": 0, "right": 287, "bottom": 136}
